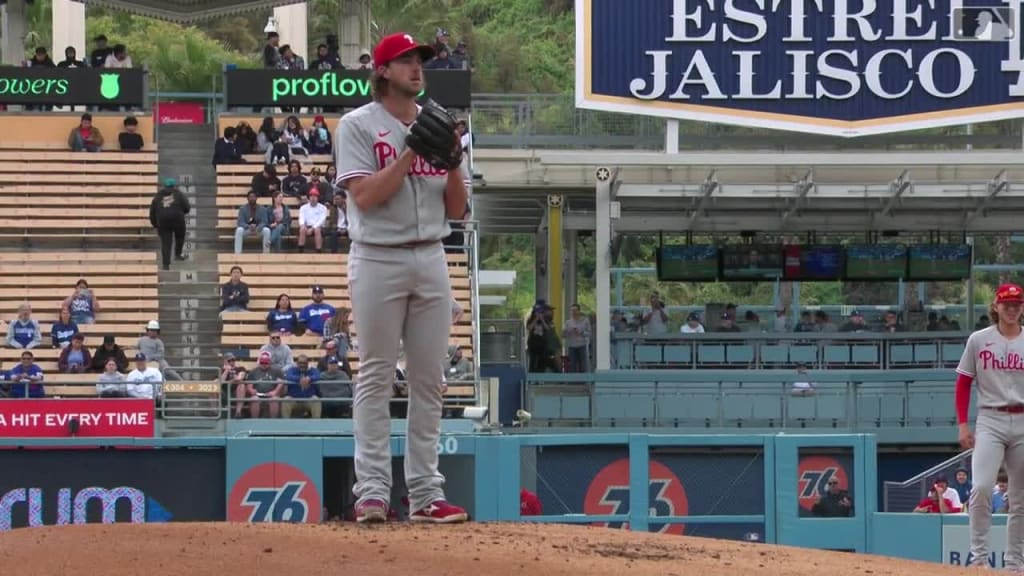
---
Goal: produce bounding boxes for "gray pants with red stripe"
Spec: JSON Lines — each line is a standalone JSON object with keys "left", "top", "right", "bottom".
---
{"left": 969, "top": 409, "right": 1024, "bottom": 567}
{"left": 348, "top": 241, "right": 451, "bottom": 513}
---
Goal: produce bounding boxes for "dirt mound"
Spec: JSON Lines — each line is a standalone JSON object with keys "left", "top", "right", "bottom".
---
{"left": 0, "top": 521, "right": 963, "bottom": 576}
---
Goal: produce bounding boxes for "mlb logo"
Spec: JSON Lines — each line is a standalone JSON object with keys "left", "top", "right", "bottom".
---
{"left": 953, "top": 7, "right": 1016, "bottom": 41}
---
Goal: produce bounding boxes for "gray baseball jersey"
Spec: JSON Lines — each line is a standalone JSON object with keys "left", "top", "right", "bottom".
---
{"left": 334, "top": 102, "right": 472, "bottom": 246}
{"left": 956, "top": 325, "right": 1024, "bottom": 408}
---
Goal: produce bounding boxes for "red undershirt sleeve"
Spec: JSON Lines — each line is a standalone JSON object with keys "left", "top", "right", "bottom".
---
{"left": 955, "top": 373, "right": 973, "bottom": 425}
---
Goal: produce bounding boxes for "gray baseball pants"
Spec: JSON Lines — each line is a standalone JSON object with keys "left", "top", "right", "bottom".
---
{"left": 969, "top": 409, "right": 1024, "bottom": 567}
{"left": 348, "top": 241, "right": 450, "bottom": 513}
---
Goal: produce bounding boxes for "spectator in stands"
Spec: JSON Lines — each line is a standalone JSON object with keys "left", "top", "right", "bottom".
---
{"left": 297, "top": 190, "right": 327, "bottom": 253}
{"left": 526, "top": 302, "right": 561, "bottom": 373}
{"left": 27, "top": 46, "right": 55, "bottom": 68}
{"left": 933, "top": 473, "right": 963, "bottom": 510}
{"left": 6, "top": 304, "right": 41, "bottom": 349}
{"left": 240, "top": 351, "right": 285, "bottom": 418}
{"left": 811, "top": 478, "right": 853, "bottom": 517}
{"left": 520, "top": 488, "right": 542, "bottom": 516}
{"left": 220, "top": 353, "right": 247, "bottom": 408}
{"left": 104, "top": 44, "right": 132, "bottom": 68}
{"left": 356, "top": 52, "right": 372, "bottom": 69}
{"left": 611, "top": 310, "right": 628, "bottom": 332}
{"left": 433, "top": 28, "right": 452, "bottom": 54}
{"left": 90, "top": 335, "right": 129, "bottom": 373}
{"left": 90, "top": 35, "right": 111, "bottom": 68}
{"left": 68, "top": 113, "right": 104, "bottom": 152}
{"left": 772, "top": 308, "right": 788, "bottom": 332}
{"left": 266, "top": 294, "right": 301, "bottom": 335}
{"left": 952, "top": 468, "right": 972, "bottom": 505}
{"left": 724, "top": 303, "right": 738, "bottom": 320}
{"left": 993, "top": 471, "right": 1009, "bottom": 513}
{"left": 563, "top": 304, "right": 591, "bottom": 373}
{"left": 679, "top": 312, "right": 704, "bottom": 334}
{"left": 58, "top": 333, "right": 91, "bottom": 374}
{"left": 299, "top": 286, "right": 336, "bottom": 337}
{"left": 743, "top": 310, "right": 762, "bottom": 332}
{"left": 267, "top": 132, "right": 290, "bottom": 164}
{"left": 794, "top": 310, "right": 815, "bottom": 332}
{"left": 8, "top": 351, "right": 44, "bottom": 399}
{"left": 268, "top": 192, "right": 292, "bottom": 251}
{"left": 326, "top": 191, "right": 349, "bottom": 253}
{"left": 451, "top": 41, "right": 472, "bottom": 71}
{"left": 150, "top": 178, "right": 191, "bottom": 270}
{"left": 880, "top": 310, "right": 903, "bottom": 333}
{"left": 64, "top": 278, "right": 99, "bottom": 324}
{"left": 214, "top": 126, "right": 245, "bottom": 165}
{"left": 118, "top": 116, "right": 144, "bottom": 151}
{"left": 138, "top": 320, "right": 181, "bottom": 381}
{"left": 51, "top": 308, "right": 79, "bottom": 349}
{"left": 307, "top": 166, "right": 325, "bottom": 192}
{"left": 813, "top": 310, "right": 836, "bottom": 332}
{"left": 282, "top": 116, "right": 310, "bottom": 157}
{"left": 715, "top": 313, "right": 742, "bottom": 333}
{"left": 425, "top": 46, "right": 457, "bottom": 69}
{"left": 282, "top": 160, "right": 309, "bottom": 199}
{"left": 451, "top": 298, "right": 464, "bottom": 325}
{"left": 234, "top": 191, "right": 271, "bottom": 254}
{"left": 319, "top": 357, "right": 352, "bottom": 418}
{"left": 126, "top": 353, "right": 162, "bottom": 400}
{"left": 839, "top": 310, "right": 868, "bottom": 333}
{"left": 914, "top": 477, "right": 960, "bottom": 513}
{"left": 324, "top": 164, "right": 340, "bottom": 195}
{"left": 256, "top": 117, "right": 277, "bottom": 153}
{"left": 263, "top": 32, "right": 281, "bottom": 69}
{"left": 282, "top": 354, "right": 322, "bottom": 418}
{"left": 446, "top": 344, "right": 473, "bottom": 381}
{"left": 309, "top": 116, "right": 332, "bottom": 155}
{"left": 277, "top": 44, "right": 305, "bottom": 70}
{"left": 95, "top": 358, "right": 127, "bottom": 397}
{"left": 641, "top": 293, "right": 669, "bottom": 335}
{"left": 57, "top": 46, "right": 87, "bottom": 68}
{"left": 317, "top": 338, "right": 347, "bottom": 371}
{"left": 0, "top": 360, "right": 8, "bottom": 398}
{"left": 234, "top": 122, "right": 258, "bottom": 155}
{"left": 220, "top": 266, "right": 250, "bottom": 313}
{"left": 311, "top": 43, "right": 342, "bottom": 70}
{"left": 322, "top": 307, "right": 351, "bottom": 358}
{"left": 260, "top": 332, "right": 294, "bottom": 371}
{"left": 791, "top": 364, "right": 815, "bottom": 396}
{"left": 252, "top": 164, "right": 281, "bottom": 197}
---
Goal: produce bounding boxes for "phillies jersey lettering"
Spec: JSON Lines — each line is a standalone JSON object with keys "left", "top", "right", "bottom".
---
{"left": 957, "top": 325, "right": 1024, "bottom": 408}
{"left": 334, "top": 101, "right": 471, "bottom": 246}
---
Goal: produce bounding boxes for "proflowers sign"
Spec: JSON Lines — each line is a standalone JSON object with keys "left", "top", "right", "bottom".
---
{"left": 0, "top": 67, "right": 144, "bottom": 106}
{"left": 576, "top": 0, "right": 1024, "bottom": 136}
{"left": 224, "top": 69, "right": 471, "bottom": 108}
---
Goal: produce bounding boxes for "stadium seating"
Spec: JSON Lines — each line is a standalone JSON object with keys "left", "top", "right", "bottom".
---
{"left": 0, "top": 148, "right": 158, "bottom": 241}
{"left": 217, "top": 253, "right": 475, "bottom": 401}
{"left": 0, "top": 252, "right": 159, "bottom": 397}
{"left": 215, "top": 155, "right": 332, "bottom": 243}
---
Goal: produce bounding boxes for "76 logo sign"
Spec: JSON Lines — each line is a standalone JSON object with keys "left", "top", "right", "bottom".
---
{"left": 241, "top": 481, "right": 311, "bottom": 522}
{"left": 227, "top": 462, "right": 322, "bottom": 524}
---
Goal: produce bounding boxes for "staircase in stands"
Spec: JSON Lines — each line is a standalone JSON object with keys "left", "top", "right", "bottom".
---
{"left": 155, "top": 124, "right": 222, "bottom": 380}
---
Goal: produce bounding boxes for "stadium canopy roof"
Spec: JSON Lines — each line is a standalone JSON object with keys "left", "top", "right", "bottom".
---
{"left": 73, "top": 0, "right": 308, "bottom": 23}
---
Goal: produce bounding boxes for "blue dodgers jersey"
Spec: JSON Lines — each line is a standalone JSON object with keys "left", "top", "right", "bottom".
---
{"left": 266, "top": 310, "right": 298, "bottom": 332}
{"left": 299, "top": 303, "right": 336, "bottom": 336}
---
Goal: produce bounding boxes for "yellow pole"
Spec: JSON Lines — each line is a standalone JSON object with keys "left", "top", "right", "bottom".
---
{"left": 547, "top": 194, "right": 564, "bottom": 333}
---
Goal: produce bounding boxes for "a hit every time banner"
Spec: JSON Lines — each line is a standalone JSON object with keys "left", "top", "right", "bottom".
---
{"left": 943, "top": 523, "right": 1011, "bottom": 568}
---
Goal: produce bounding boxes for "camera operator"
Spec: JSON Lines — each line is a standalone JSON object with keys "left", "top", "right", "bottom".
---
{"left": 641, "top": 292, "right": 669, "bottom": 335}
{"left": 526, "top": 301, "right": 561, "bottom": 373}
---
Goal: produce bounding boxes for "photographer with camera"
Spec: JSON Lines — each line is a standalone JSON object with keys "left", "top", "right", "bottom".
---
{"left": 526, "top": 301, "right": 562, "bottom": 373}
{"left": 641, "top": 292, "right": 669, "bottom": 335}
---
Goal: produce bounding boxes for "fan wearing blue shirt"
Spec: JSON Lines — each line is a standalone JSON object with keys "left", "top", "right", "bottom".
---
{"left": 283, "top": 355, "right": 322, "bottom": 418}
{"left": 8, "top": 351, "right": 44, "bottom": 398}
{"left": 265, "top": 293, "right": 302, "bottom": 335}
{"left": 298, "top": 285, "right": 336, "bottom": 336}
{"left": 51, "top": 308, "right": 80, "bottom": 349}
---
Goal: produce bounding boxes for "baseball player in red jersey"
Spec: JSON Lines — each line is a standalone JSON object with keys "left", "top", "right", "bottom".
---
{"left": 335, "top": 32, "right": 471, "bottom": 524}
{"left": 956, "top": 283, "right": 1024, "bottom": 568}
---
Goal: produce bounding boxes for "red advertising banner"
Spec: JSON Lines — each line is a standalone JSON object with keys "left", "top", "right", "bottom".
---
{"left": 0, "top": 399, "right": 155, "bottom": 438}
{"left": 154, "top": 101, "right": 204, "bottom": 125}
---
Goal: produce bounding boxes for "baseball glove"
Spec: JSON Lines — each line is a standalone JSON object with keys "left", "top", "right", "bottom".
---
{"left": 405, "top": 100, "right": 462, "bottom": 171}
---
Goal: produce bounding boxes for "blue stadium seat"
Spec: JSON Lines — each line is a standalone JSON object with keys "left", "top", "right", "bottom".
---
{"left": 888, "top": 344, "right": 915, "bottom": 366}
{"left": 725, "top": 344, "right": 755, "bottom": 365}
{"left": 824, "top": 344, "right": 850, "bottom": 364}
{"left": 655, "top": 383, "right": 719, "bottom": 426}
{"left": 914, "top": 343, "right": 938, "bottom": 365}
{"left": 594, "top": 383, "right": 656, "bottom": 425}
{"left": 697, "top": 343, "right": 726, "bottom": 365}
{"left": 662, "top": 343, "right": 692, "bottom": 365}
{"left": 760, "top": 343, "right": 788, "bottom": 365}
{"left": 942, "top": 343, "right": 966, "bottom": 366}
{"left": 905, "top": 381, "right": 954, "bottom": 426}
{"left": 789, "top": 344, "right": 818, "bottom": 366}
{"left": 851, "top": 344, "right": 880, "bottom": 365}
{"left": 634, "top": 343, "right": 662, "bottom": 365}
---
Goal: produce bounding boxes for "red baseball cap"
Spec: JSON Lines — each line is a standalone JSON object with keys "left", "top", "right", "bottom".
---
{"left": 996, "top": 283, "right": 1024, "bottom": 303}
{"left": 373, "top": 33, "right": 435, "bottom": 67}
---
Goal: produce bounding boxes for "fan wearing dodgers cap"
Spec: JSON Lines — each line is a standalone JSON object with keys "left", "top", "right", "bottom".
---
{"left": 956, "top": 283, "right": 1024, "bottom": 567}
{"left": 299, "top": 285, "right": 337, "bottom": 337}
{"left": 334, "top": 32, "right": 471, "bottom": 524}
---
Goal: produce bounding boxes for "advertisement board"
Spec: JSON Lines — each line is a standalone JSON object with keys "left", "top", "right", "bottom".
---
{"left": 797, "top": 452, "right": 855, "bottom": 517}
{"left": 154, "top": 101, "right": 204, "bottom": 125}
{"left": 576, "top": 0, "right": 1024, "bottom": 136}
{"left": 0, "top": 448, "right": 225, "bottom": 530}
{"left": 0, "top": 399, "right": 155, "bottom": 437}
{"left": 943, "top": 524, "right": 1007, "bottom": 567}
{"left": 224, "top": 69, "right": 471, "bottom": 109}
{"left": 0, "top": 67, "right": 144, "bottom": 106}
{"left": 535, "top": 446, "right": 765, "bottom": 540}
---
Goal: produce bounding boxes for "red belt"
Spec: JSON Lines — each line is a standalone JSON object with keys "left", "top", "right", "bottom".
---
{"left": 986, "top": 405, "right": 1024, "bottom": 414}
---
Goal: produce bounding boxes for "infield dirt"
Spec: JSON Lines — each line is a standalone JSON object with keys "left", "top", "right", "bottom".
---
{"left": 0, "top": 521, "right": 970, "bottom": 576}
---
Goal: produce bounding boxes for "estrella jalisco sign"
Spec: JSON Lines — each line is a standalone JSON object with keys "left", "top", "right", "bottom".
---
{"left": 224, "top": 69, "right": 471, "bottom": 109}
{"left": 0, "top": 66, "right": 144, "bottom": 106}
{"left": 576, "top": 0, "right": 1024, "bottom": 136}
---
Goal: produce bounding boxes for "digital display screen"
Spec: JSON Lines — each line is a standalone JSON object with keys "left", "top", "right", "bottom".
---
{"left": 656, "top": 245, "right": 719, "bottom": 282}
{"left": 783, "top": 245, "right": 843, "bottom": 281}
{"left": 720, "top": 245, "right": 784, "bottom": 280}
{"left": 844, "top": 244, "right": 907, "bottom": 281}
{"left": 907, "top": 244, "right": 972, "bottom": 281}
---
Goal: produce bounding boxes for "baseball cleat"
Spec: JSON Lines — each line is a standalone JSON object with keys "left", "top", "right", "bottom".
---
{"left": 355, "top": 499, "right": 389, "bottom": 523}
{"left": 409, "top": 500, "right": 468, "bottom": 524}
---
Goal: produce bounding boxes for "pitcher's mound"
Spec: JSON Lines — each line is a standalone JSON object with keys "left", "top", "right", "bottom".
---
{"left": 0, "top": 521, "right": 962, "bottom": 576}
